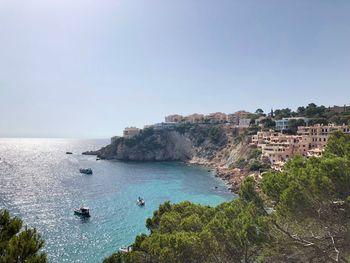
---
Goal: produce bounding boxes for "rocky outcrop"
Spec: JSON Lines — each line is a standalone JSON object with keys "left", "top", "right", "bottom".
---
{"left": 84, "top": 129, "right": 195, "bottom": 161}
{"left": 84, "top": 124, "right": 231, "bottom": 162}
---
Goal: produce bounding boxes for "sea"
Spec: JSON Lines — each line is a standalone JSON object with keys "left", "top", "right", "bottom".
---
{"left": 0, "top": 138, "right": 234, "bottom": 263}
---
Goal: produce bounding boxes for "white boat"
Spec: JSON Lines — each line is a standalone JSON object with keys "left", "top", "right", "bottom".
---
{"left": 136, "top": 197, "right": 145, "bottom": 206}
{"left": 119, "top": 246, "right": 132, "bottom": 253}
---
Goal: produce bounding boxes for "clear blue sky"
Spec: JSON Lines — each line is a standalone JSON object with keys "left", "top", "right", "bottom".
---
{"left": 0, "top": 0, "right": 349, "bottom": 138}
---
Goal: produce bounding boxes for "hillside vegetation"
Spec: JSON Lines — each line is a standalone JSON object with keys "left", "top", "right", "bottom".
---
{"left": 103, "top": 131, "right": 350, "bottom": 263}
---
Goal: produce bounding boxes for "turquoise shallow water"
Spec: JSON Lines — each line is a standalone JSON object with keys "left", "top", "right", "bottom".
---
{"left": 0, "top": 138, "right": 233, "bottom": 263}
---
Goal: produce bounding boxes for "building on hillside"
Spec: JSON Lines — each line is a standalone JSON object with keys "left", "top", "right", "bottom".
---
{"left": 227, "top": 110, "right": 252, "bottom": 125}
{"left": 123, "top": 127, "right": 141, "bottom": 138}
{"left": 226, "top": 113, "right": 238, "bottom": 124}
{"left": 254, "top": 132, "right": 301, "bottom": 163}
{"left": 165, "top": 114, "right": 183, "bottom": 123}
{"left": 234, "top": 110, "right": 251, "bottom": 119}
{"left": 204, "top": 112, "right": 227, "bottom": 123}
{"left": 238, "top": 118, "right": 251, "bottom": 128}
{"left": 275, "top": 117, "right": 309, "bottom": 131}
{"left": 152, "top": 122, "right": 179, "bottom": 130}
{"left": 275, "top": 118, "right": 290, "bottom": 131}
{"left": 252, "top": 124, "right": 350, "bottom": 165}
{"left": 329, "top": 104, "right": 350, "bottom": 114}
{"left": 184, "top": 113, "right": 204, "bottom": 123}
{"left": 297, "top": 123, "right": 350, "bottom": 149}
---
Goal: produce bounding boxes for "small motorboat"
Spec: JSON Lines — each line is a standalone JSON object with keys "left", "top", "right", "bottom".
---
{"left": 74, "top": 206, "right": 90, "bottom": 217}
{"left": 136, "top": 197, "right": 145, "bottom": 206}
{"left": 79, "top": 168, "right": 93, "bottom": 174}
{"left": 66, "top": 152, "right": 73, "bottom": 154}
{"left": 119, "top": 245, "right": 132, "bottom": 253}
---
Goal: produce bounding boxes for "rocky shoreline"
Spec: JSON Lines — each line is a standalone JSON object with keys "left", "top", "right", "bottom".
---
{"left": 187, "top": 158, "right": 261, "bottom": 194}
{"left": 84, "top": 148, "right": 251, "bottom": 194}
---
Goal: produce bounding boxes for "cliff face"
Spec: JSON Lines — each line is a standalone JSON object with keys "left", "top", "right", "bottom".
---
{"left": 93, "top": 130, "right": 193, "bottom": 161}
{"left": 84, "top": 124, "right": 251, "bottom": 167}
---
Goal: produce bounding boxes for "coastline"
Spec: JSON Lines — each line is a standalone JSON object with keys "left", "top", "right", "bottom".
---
{"left": 187, "top": 157, "right": 260, "bottom": 194}
{"left": 84, "top": 149, "right": 247, "bottom": 194}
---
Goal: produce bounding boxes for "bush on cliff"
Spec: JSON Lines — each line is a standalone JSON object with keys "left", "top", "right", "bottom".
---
{"left": 103, "top": 132, "right": 350, "bottom": 263}
{"left": 124, "top": 128, "right": 163, "bottom": 150}
{"left": 248, "top": 160, "right": 263, "bottom": 171}
{"left": 0, "top": 210, "right": 47, "bottom": 263}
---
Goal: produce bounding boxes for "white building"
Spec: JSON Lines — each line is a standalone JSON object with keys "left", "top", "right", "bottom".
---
{"left": 238, "top": 118, "right": 251, "bottom": 128}
{"left": 275, "top": 117, "right": 309, "bottom": 131}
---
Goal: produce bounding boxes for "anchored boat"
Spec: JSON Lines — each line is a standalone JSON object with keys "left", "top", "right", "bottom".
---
{"left": 74, "top": 206, "right": 90, "bottom": 217}
{"left": 79, "top": 168, "right": 93, "bottom": 174}
{"left": 136, "top": 197, "right": 145, "bottom": 206}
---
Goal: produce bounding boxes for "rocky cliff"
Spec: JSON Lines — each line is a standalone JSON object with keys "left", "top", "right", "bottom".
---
{"left": 86, "top": 128, "right": 193, "bottom": 161}
{"left": 83, "top": 124, "right": 264, "bottom": 192}
{"left": 84, "top": 124, "right": 252, "bottom": 166}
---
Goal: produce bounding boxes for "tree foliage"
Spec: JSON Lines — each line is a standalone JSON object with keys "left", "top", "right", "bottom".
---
{"left": 104, "top": 132, "right": 350, "bottom": 263}
{"left": 261, "top": 132, "right": 350, "bottom": 262}
{"left": 276, "top": 102, "right": 350, "bottom": 126}
{"left": 286, "top": 118, "right": 306, "bottom": 134}
{"left": 104, "top": 182, "right": 271, "bottom": 263}
{"left": 0, "top": 210, "right": 47, "bottom": 263}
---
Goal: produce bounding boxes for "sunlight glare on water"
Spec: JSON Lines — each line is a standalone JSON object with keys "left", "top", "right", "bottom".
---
{"left": 0, "top": 138, "right": 233, "bottom": 263}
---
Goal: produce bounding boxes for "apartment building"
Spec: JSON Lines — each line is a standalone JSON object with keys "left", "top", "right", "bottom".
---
{"left": 165, "top": 114, "right": 184, "bottom": 123}
{"left": 297, "top": 124, "right": 350, "bottom": 148}
{"left": 252, "top": 131, "right": 301, "bottom": 163}
{"left": 205, "top": 112, "right": 227, "bottom": 123}
{"left": 184, "top": 113, "right": 204, "bottom": 123}
{"left": 226, "top": 113, "right": 238, "bottom": 124}
{"left": 227, "top": 110, "right": 252, "bottom": 125}
{"left": 235, "top": 110, "right": 251, "bottom": 119}
{"left": 253, "top": 124, "right": 350, "bottom": 165}
{"left": 275, "top": 117, "right": 309, "bottom": 131}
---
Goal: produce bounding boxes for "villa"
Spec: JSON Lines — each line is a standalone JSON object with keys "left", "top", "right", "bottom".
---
{"left": 123, "top": 127, "right": 141, "bottom": 138}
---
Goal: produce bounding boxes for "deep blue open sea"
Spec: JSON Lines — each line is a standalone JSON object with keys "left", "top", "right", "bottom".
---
{"left": 0, "top": 138, "right": 233, "bottom": 263}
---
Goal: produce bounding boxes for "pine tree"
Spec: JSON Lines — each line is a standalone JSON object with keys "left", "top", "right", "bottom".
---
{"left": 0, "top": 210, "right": 47, "bottom": 263}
